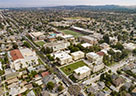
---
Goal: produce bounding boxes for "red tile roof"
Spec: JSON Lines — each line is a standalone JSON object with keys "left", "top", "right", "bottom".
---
{"left": 35, "top": 74, "right": 39, "bottom": 78}
{"left": 41, "top": 71, "right": 49, "bottom": 77}
{"left": 10, "top": 49, "right": 24, "bottom": 61}
{"left": 18, "top": 94, "right": 22, "bottom": 96}
{"left": 97, "top": 51, "right": 105, "bottom": 56}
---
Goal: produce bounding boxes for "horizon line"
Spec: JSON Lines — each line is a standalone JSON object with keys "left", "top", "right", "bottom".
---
{"left": 0, "top": 4, "right": 136, "bottom": 8}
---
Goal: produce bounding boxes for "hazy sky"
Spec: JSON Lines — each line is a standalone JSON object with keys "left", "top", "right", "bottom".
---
{"left": 0, "top": 0, "right": 136, "bottom": 8}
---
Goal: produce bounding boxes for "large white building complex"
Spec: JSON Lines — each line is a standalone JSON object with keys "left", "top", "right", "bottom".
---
{"left": 86, "top": 52, "right": 104, "bottom": 72}
{"left": 44, "top": 41, "right": 70, "bottom": 52}
{"left": 86, "top": 52, "right": 103, "bottom": 65}
{"left": 53, "top": 51, "right": 72, "bottom": 65}
{"left": 71, "top": 51, "right": 85, "bottom": 60}
{"left": 8, "top": 48, "right": 39, "bottom": 70}
{"left": 74, "top": 66, "right": 91, "bottom": 80}
{"left": 29, "top": 32, "right": 45, "bottom": 41}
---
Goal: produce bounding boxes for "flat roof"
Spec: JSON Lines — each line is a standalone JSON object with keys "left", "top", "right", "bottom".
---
{"left": 71, "top": 51, "right": 84, "bottom": 56}
{"left": 61, "top": 35, "right": 74, "bottom": 39}
{"left": 31, "top": 32, "right": 44, "bottom": 37}
{"left": 54, "top": 51, "right": 72, "bottom": 60}
{"left": 74, "top": 66, "right": 90, "bottom": 74}
{"left": 72, "top": 26, "right": 93, "bottom": 33}
{"left": 87, "top": 52, "right": 99, "bottom": 58}
{"left": 81, "top": 43, "right": 92, "bottom": 48}
{"left": 10, "top": 49, "right": 24, "bottom": 61}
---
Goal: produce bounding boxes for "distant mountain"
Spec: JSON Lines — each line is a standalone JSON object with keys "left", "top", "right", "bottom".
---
{"left": 44, "top": 5, "right": 136, "bottom": 12}
{"left": 2, "top": 5, "right": 136, "bottom": 13}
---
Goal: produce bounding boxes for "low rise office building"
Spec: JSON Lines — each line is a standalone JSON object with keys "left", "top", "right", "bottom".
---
{"left": 74, "top": 66, "right": 91, "bottom": 80}
{"left": 71, "top": 51, "right": 85, "bottom": 60}
{"left": 53, "top": 51, "right": 72, "bottom": 65}
{"left": 44, "top": 41, "right": 70, "bottom": 52}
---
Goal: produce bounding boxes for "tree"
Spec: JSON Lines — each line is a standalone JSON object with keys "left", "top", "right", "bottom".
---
{"left": 103, "top": 34, "right": 110, "bottom": 44}
{"left": 117, "top": 34, "right": 122, "bottom": 41}
{"left": 115, "top": 42, "right": 124, "bottom": 50}
{"left": 12, "top": 43, "right": 18, "bottom": 49}
{"left": 130, "top": 31, "right": 134, "bottom": 36}
{"left": 46, "top": 54, "right": 54, "bottom": 61}
{"left": 23, "top": 41, "right": 31, "bottom": 48}
{"left": 46, "top": 81, "right": 55, "bottom": 90}
{"left": 93, "top": 45, "right": 101, "bottom": 52}
{"left": 121, "top": 49, "right": 129, "bottom": 59}
{"left": 0, "top": 70, "right": 5, "bottom": 76}
{"left": 58, "top": 85, "right": 64, "bottom": 92}
{"left": 108, "top": 49, "right": 115, "bottom": 55}
{"left": 68, "top": 45, "right": 79, "bottom": 52}
{"left": 132, "top": 48, "right": 136, "bottom": 56}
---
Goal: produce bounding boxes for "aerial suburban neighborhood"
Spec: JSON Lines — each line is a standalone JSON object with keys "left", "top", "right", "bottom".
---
{"left": 0, "top": 2, "right": 136, "bottom": 96}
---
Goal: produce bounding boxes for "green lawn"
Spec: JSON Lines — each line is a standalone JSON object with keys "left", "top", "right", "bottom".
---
{"left": 61, "top": 30, "right": 83, "bottom": 37}
{"left": 60, "top": 61, "right": 87, "bottom": 75}
{"left": 35, "top": 41, "right": 45, "bottom": 47}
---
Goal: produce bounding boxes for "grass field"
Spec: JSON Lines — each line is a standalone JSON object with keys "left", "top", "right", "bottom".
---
{"left": 61, "top": 30, "right": 83, "bottom": 37}
{"left": 35, "top": 41, "right": 45, "bottom": 47}
{"left": 60, "top": 61, "right": 87, "bottom": 75}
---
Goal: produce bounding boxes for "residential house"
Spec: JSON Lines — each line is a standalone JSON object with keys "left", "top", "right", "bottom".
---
{"left": 132, "top": 88, "right": 136, "bottom": 96}
{"left": 112, "top": 77, "right": 125, "bottom": 87}
{"left": 100, "top": 43, "right": 110, "bottom": 49}
{"left": 123, "top": 43, "right": 136, "bottom": 51}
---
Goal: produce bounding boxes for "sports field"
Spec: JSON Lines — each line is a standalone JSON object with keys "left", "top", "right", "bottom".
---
{"left": 61, "top": 29, "right": 83, "bottom": 37}
{"left": 35, "top": 41, "right": 45, "bottom": 46}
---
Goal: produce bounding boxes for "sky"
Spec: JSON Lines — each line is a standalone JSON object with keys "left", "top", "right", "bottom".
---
{"left": 0, "top": 0, "right": 136, "bottom": 8}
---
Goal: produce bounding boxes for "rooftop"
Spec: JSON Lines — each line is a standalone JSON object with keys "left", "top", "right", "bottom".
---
{"left": 81, "top": 43, "right": 92, "bottom": 48}
{"left": 54, "top": 51, "right": 72, "bottom": 60}
{"left": 74, "top": 66, "right": 90, "bottom": 74}
{"left": 10, "top": 49, "right": 24, "bottom": 61}
{"left": 87, "top": 52, "right": 100, "bottom": 59}
{"left": 71, "top": 51, "right": 84, "bottom": 56}
{"left": 31, "top": 32, "right": 44, "bottom": 37}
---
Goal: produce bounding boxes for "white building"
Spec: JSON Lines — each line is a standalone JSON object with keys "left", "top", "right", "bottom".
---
{"left": 123, "top": 43, "right": 136, "bottom": 51}
{"left": 53, "top": 51, "right": 72, "bottom": 65}
{"left": 100, "top": 43, "right": 110, "bottom": 49}
{"left": 71, "top": 26, "right": 93, "bottom": 35}
{"left": 71, "top": 51, "right": 85, "bottom": 60}
{"left": 80, "top": 36, "right": 98, "bottom": 44}
{"left": 29, "top": 32, "right": 44, "bottom": 41}
{"left": 109, "top": 37, "right": 118, "bottom": 44}
{"left": 86, "top": 52, "right": 103, "bottom": 65}
{"left": 44, "top": 41, "right": 70, "bottom": 52}
{"left": 8, "top": 48, "right": 38, "bottom": 70}
{"left": 74, "top": 66, "right": 91, "bottom": 80}
{"left": 86, "top": 52, "right": 104, "bottom": 72}
{"left": 81, "top": 43, "right": 92, "bottom": 48}
{"left": 60, "top": 34, "right": 74, "bottom": 40}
